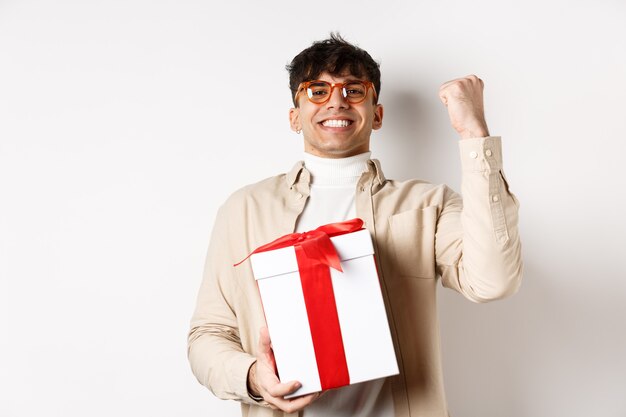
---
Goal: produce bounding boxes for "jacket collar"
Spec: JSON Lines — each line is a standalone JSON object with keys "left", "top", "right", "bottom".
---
{"left": 285, "top": 158, "right": 386, "bottom": 188}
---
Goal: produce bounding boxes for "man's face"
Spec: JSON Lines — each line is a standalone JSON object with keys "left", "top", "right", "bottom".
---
{"left": 289, "top": 71, "right": 383, "bottom": 159}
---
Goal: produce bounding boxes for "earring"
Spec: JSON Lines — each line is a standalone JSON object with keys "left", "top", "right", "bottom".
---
{"left": 296, "top": 129, "right": 301, "bottom": 134}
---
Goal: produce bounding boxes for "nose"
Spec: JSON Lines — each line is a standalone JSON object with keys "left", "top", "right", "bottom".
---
{"left": 325, "top": 85, "right": 349, "bottom": 109}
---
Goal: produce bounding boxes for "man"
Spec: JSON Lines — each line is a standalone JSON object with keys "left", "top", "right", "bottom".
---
{"left": 188, "top": 34, "right": 522, "bottom": 417}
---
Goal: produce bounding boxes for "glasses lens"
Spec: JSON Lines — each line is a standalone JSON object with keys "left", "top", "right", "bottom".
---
{"left": 306, "top": 82, "right": 331, "bottom": 103}
{"left": 343, "top": 82, "right": 367, "bottom": 102}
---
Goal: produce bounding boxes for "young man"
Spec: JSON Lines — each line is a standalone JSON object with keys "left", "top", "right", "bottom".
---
{"left": 188, "top": 34, "right": 522, "bottom": 417}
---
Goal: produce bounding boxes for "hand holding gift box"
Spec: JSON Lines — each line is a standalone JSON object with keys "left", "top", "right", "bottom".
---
{"left": 237, "top": 218, "right": 399, "bottom": 399}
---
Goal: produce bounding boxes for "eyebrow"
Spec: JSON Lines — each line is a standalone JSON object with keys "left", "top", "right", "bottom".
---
{"left": 311, "top": 79, "right": 367, "bottom": 84}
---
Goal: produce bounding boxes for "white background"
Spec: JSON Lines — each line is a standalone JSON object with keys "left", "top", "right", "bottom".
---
{"left": 1, "top": 0, "right": 625, "bottom": 416}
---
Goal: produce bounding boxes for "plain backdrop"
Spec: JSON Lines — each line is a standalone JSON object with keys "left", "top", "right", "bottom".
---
{"left": 1, "top": 0, "right": 625, "bottom": 416}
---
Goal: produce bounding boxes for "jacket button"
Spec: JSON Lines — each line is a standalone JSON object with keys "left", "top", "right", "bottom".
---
{"left": 485, "top": 149, "right": 493, "bottom": 157}
{"left": 469, "top": 151, "right": 478, "bottom": 159}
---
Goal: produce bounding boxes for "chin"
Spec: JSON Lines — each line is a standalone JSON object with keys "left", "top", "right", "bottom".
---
{"left": 312, "top": 146, "right": 367, "bottom": 159}
{"left": 305, "top": 135, "right": 368, "bottom": 157}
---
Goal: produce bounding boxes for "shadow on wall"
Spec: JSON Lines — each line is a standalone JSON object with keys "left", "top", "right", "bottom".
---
{"left": 373, "top": 87, "right": 460, "bottom": 186}
{"left": 379, "top": 87, "right": 626, "bottom": 416}
{"left": 437, "top": 257, "right": 626, "bottom": 417}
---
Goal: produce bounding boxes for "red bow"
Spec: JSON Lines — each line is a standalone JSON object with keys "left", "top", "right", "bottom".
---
{"left": 234, "top": 218, "right": 364, "bottom": 270}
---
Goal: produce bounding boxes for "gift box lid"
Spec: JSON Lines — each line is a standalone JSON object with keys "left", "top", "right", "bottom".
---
{"left": 250, "top": 229, "right": 373, "bottom": 280}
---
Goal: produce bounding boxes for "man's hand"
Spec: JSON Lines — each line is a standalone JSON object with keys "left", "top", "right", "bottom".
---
{"left": 247, "top": 327, "right": 320, "bottom": 413}
{"left": 439, "top": 74, "right": 490, "bottom": 140}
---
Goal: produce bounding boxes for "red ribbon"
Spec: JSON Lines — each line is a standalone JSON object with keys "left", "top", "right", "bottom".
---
{"left": 235, "top": 218, "right": 364, "bottom": 390}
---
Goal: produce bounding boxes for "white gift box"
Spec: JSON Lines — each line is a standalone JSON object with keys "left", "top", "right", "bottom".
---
{"left": 250, "top": 227, "right": 399, "bottom": 398}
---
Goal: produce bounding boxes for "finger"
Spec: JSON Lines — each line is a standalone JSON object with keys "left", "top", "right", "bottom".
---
{"left": 266, "top": 380, "right": 302, "bottom": 397}
{"left": 259, "top": 326, "right": 271, "bottom": 347}
{"left": 439, "top": 81, "right": 464, "bottom": 100}
{"left": 258, "top": 328, "right": 278, "bottom": 368}
{"left": 258, "top": 326, "right": 271, "bottom": 355}
{"left": 464, "top": 74, "right": 484, "bottom": 89}
{"left": 269, "top": 393, "right": 319, "bottom": 414}
{"left": 439, "top": 77, "right": 464, "bottom": 89}
{"left": 438, "top": 90, "right": 448, "bottom": 106}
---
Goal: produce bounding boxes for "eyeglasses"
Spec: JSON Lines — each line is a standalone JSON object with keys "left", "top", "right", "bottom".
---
{"left": 294, "top": 80, "right": 377, "bottom": 105}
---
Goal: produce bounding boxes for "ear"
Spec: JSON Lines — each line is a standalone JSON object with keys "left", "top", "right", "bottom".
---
{"left": 372, "top": 104, "right": 384, "bottom": 130}
{"left": 289, "top": 107, "right": 301, "bottom": 132}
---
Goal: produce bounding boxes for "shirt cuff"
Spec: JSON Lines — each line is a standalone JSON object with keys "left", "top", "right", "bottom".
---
{"left": 459, "top": 136, "right": 503, "bottom": 173}
{"left": 245, "top": 360, "right": 264, "bottom": 402}
{"left": 231, "top": 355, "right": 266, "bottom": 405}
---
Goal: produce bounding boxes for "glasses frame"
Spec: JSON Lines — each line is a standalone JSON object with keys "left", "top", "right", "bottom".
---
{"left": 294, "top": 79, "right": 378, "bottom": 106}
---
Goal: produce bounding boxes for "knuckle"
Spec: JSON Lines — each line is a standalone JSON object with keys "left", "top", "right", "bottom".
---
{"left": 450, "top": 83, "right": 463, "bottom": 93}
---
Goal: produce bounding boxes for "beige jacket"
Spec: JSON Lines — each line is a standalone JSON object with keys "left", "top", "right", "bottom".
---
{"left": 188, "top": 136, "right": 523, "bottom": 417}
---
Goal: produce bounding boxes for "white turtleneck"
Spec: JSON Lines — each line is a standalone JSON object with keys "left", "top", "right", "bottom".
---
{"left": 296, "top": 151, "right": 394, "bottom": 417}
{"left": 295, "top": 151, "right": 370, "bottom": 233}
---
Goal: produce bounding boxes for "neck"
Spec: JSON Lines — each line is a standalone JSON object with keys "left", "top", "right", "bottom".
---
{"left": 303, "top": 151, "right": 371, "bottom": 186}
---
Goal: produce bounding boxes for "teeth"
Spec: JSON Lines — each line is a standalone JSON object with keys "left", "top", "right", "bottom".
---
{"left": 322, "top": 119, "right": 351, "bottom": 127}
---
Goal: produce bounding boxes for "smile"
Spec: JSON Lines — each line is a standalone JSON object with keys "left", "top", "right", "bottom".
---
{"left": 320, "top": 119, "right": 353, "bottom": 127}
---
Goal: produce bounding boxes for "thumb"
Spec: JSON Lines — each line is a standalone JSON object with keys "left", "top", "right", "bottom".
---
{"left": 258, "top": 326, "right": 274, "bottom": 363}
{"left": 259, "top": 326, "right": 271, "bottom": 350}
{"left": 259, "top": 326, "right": 277, "bottom": 369}
{"left": 438, "top": 90, "right": 449, "bottom": 107}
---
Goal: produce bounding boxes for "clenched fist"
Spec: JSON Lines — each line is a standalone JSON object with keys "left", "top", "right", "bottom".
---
{"left": 439, "top": 74, "right": 490, "bottom": 140}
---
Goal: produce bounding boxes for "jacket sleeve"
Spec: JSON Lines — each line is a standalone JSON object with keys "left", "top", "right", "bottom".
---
{"left": 187, "top": 205, "right": 261, "bottom": 405}
{"left": 436, "top": 136, "right": 523, "bottom": 302}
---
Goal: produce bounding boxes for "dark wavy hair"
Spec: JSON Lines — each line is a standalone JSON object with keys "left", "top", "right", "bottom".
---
{"left": 286, "top": 33, "right": 381, "bottom": 107}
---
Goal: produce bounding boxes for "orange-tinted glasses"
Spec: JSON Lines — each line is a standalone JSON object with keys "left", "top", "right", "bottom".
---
{"left": 294, "top": 80, "right": 377, "bottom": 105}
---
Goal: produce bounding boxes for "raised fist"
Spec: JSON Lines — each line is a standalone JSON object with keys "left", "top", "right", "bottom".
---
{"left": 439, "top": 74, "right": 490, "bottom": 140}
